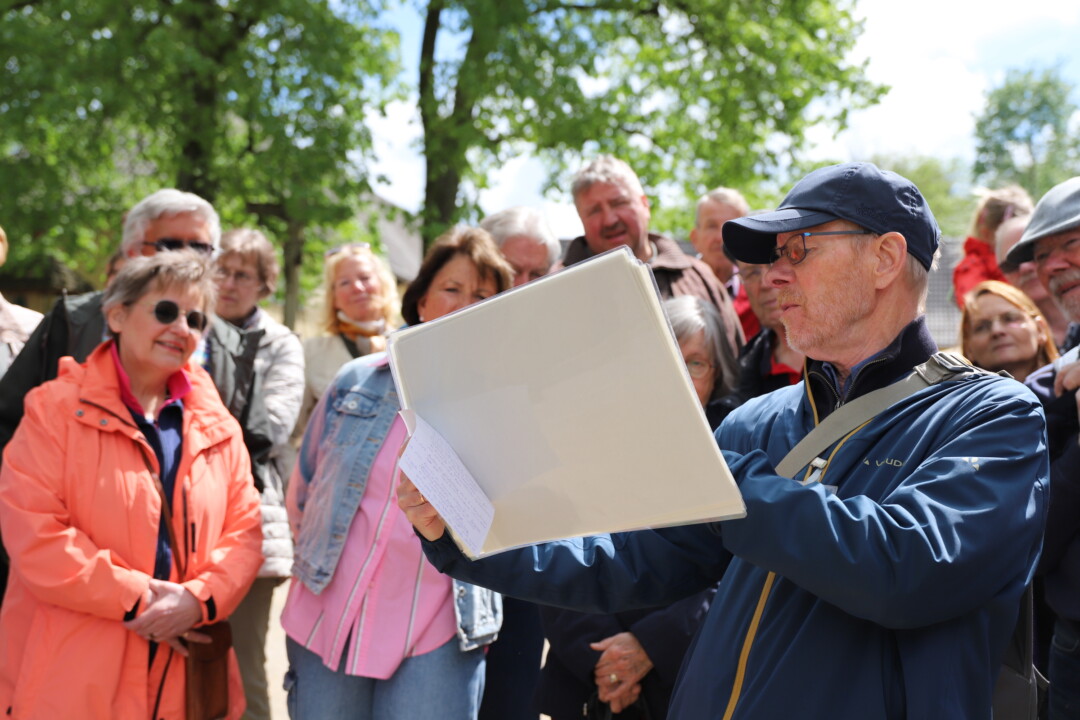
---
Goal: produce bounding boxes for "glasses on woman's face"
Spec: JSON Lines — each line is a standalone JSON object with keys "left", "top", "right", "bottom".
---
{"left": 685, "top": 359, "right": 714, "bottom": 379}
{"left": 214, "top": 267, "right": 259, "bottom": 286}
{"left": 770, "top": 230, "right": 874, "bottom": 265}
{"left": 145, "top": 299, "right": 208, "bottom": 332}
{"left": 142, "top": 237, "right": 214, "bottom": 255}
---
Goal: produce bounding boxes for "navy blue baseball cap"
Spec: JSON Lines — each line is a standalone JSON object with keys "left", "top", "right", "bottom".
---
{"left": 723, "top": 162, "right": 941, "bottom": 270}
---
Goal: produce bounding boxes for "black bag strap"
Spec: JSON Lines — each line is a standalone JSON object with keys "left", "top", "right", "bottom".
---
{"left": 140, "top": 449, "right": 185, "bottom": 720}
{"left": 775, "top": 352, "right": 983, "bottom": 478}
{"left": 339, "top": 333, "right": 363, "bottom": 359}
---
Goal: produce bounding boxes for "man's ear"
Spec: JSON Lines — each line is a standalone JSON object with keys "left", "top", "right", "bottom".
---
{"left": 637, "top": 194, "right": 652, "bottom": 227}
{"left": 873, "top": 232, "right": 907, "bottom": 289}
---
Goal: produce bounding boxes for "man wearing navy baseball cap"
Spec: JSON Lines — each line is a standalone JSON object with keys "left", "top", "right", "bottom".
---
{"left": 399, "top": 162, "right": 1048, "bottom": 718}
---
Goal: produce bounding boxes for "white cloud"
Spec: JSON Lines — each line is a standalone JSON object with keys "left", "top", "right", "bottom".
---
{"left": 478, "top": 155, "right": 584, "bottom": 239}
{"left": 809, "top": 0, "right": 1080, "bottom": 164}
{"left": 541, "top": 202, "right": 585, "bottom": 240}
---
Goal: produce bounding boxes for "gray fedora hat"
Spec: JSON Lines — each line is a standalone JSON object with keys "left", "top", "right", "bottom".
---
{"left": 1005, "top": 176, "right": 1080, "bottom": 265}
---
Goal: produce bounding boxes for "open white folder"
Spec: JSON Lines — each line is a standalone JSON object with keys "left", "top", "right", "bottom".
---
{"left": 388, "top": 246, "right": 745, "bottom": 558}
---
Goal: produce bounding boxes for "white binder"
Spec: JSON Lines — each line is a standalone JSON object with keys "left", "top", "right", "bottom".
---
{"left": 388, "top": 246, "right": 744, "bottom": 557}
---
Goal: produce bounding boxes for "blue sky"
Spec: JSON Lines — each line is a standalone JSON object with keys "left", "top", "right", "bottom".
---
{"left": 367, "top": 0, "right": 1080, "bottom": 238}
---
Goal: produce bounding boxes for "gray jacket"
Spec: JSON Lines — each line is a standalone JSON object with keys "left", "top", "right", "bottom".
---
{"left": 247, "top": 310, "right": 304, "bottom": 578}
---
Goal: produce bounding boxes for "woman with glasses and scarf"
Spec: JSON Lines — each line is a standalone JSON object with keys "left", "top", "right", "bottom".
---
{"left": 0, "top": 251, "right": 263, "bottom": 719}
{"left": 665, "top": 296, "right": 741, "bottom": 430}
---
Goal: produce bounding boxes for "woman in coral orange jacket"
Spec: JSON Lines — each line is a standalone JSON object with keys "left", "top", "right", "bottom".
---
{"left": 0, "top": 251, "right": 263, "bottom": 719}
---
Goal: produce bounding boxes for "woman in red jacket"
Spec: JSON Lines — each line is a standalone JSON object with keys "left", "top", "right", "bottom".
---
{"left": 952, "top": 185, "right": 1033, "bottom": 307}
{"left": 0, "top": 250, "right": 263, "bottom": 719}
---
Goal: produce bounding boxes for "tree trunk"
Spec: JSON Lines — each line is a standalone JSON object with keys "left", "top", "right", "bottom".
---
{"left": 422, "top": 155, "right": 462, "bottom": 247}
{"left": 283, "top": 219, "right": 304, "bottom": 329}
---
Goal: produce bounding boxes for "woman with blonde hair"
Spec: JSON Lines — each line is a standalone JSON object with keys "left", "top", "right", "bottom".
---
{"left": 294, "top": 244, "right": 398, "bottom": 441}
{"left": 953, "top": 185, "right": 1033, "bottom": 306}
{"left": 960, "top": 280, "right": 1058, "bottom": 382}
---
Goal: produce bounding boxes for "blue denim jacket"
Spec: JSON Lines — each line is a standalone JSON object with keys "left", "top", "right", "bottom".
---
{"left": 291, "top": 353, "right": 501, "bottom": 650}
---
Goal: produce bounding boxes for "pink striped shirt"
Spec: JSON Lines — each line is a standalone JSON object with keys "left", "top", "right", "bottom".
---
{"left": 281, "top": 418, "right": 457, "bottom": 678}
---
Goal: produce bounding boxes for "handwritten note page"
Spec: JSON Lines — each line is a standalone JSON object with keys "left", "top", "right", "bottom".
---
{"left": 398, "top": 411, "right": 494, "bottom": 557}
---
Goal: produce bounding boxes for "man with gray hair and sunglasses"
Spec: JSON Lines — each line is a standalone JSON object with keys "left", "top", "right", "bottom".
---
{"left": 0, "top": 188, "right": 274, "bottom": 606}
{"left": 0, "top": 188, "right": 219, "bottom": 413}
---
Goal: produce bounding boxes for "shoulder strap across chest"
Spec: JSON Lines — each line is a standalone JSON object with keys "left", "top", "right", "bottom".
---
{"left": 774, "top": 352, "right": 987, "bottom": 478}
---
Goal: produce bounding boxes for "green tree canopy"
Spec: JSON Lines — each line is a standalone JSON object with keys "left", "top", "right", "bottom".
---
{"left": 973, "top": 66, "right": 1080, "bottom": 198}
{"left": 417, "top": 0, "right": 885, "bottom": 245}
{"left": 1, "top": 0, "right": 398, "bottom": 323}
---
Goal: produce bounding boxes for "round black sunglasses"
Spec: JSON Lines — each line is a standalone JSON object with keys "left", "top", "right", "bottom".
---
{"left": 142, "top": 237, "right": 214, "bottom": 255}
{"left": 149, "top": 299, "right": 208, "bottom": 332}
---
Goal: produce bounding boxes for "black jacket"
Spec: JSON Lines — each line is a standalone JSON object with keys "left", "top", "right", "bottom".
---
{"left": 707, "top": 328, "right": 798, "bottom": 428}
{"left": 537, "top": 588, "right": 716, "bottom": 720}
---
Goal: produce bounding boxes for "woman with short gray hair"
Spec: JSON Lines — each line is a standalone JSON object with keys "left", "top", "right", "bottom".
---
{"left": 664, "top": 295, "right": 740, "bottom": 428}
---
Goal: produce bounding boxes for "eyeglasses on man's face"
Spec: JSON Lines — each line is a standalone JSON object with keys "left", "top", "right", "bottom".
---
{"left": 143, "top": 237, "right": 214, "bottom": 255}
{"left": 770, "top": 230, "right": 874, "bottom": 266}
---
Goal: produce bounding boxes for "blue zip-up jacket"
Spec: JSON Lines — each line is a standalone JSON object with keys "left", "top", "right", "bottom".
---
{"left": 420, "top": 318, "right": 1048, "bottom": 718}
{"left": 291, "top": 353, "right": 501, "bottom": 651}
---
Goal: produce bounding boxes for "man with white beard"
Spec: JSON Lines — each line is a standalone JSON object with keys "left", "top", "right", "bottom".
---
{"left": 1006, "top": 176, "right": 1080, "bottom": 720}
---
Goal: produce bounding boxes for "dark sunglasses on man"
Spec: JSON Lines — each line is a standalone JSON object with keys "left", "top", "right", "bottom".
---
{"left": 142, "top": 237, "right": 214, "bottom": 255}
{"left": 144, "top": 299, "right": 209, "bottom": 332}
